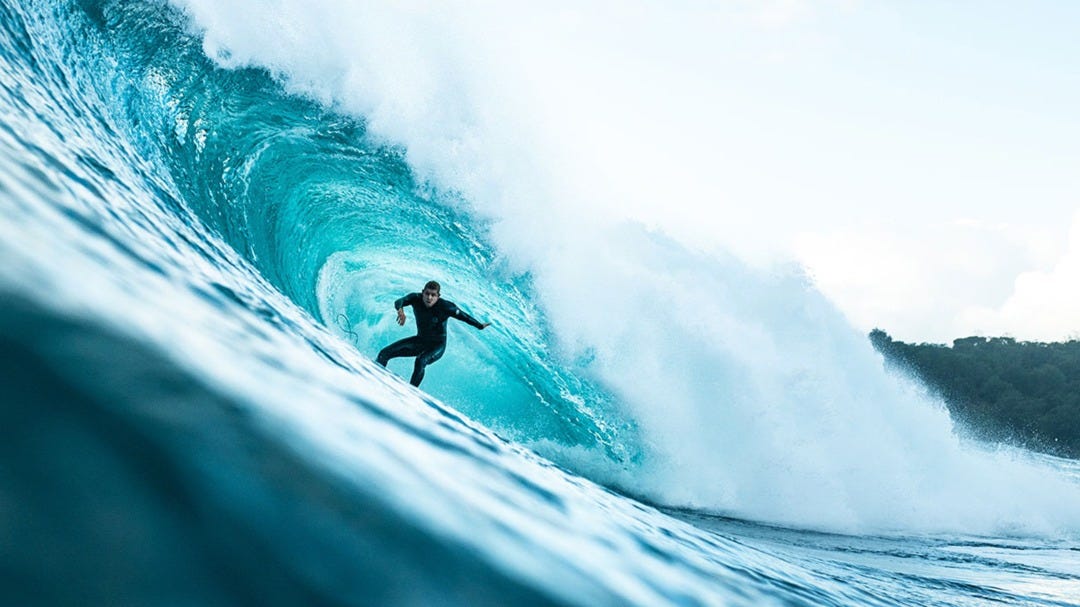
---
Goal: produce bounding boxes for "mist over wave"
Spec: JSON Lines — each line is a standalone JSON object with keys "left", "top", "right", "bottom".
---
{"left": 160, "top": 0, "right": 1080, "bottom": 535}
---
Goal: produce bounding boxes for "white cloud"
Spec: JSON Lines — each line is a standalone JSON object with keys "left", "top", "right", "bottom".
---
{"left": 962, "top": 212, "right": 1080, "bottom": 341}
{"left": 794, "top": 219, "right": 1064, "bottom": 342}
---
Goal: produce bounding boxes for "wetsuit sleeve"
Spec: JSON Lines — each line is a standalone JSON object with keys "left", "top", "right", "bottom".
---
{"left": 449, "top": 302, "right": 485, "bottom": 329}
{"left": 395, "top": 293, "right": 419, "bottom": 310}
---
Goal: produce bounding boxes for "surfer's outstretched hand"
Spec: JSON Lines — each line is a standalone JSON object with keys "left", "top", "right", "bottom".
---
{"left": 479, "top": 322, "right": 491, "bottom": 330}
{"left": 396, "top": 309, "right": 406, "bottom": 326}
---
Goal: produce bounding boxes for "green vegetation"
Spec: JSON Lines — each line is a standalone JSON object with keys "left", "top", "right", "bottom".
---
{"left": 869, "top": 329, "right": 1080, "bottom": 458}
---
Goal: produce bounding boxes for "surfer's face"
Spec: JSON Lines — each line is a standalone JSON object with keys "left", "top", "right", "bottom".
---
{"left": 422, "top": 288, "right": 440, "bottom": 307}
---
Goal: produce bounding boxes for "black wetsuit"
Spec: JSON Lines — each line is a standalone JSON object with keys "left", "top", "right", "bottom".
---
{"left": 376, "top": 293, "right": 485, "bottom": 386}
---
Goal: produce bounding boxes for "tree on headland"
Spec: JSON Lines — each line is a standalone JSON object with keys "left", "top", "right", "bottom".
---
{"left": 868, "top": 329, "right": 1080, "bottom": 459}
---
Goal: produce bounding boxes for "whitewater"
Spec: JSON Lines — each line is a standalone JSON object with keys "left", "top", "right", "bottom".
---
{"left": 2, "top": 1, "right": 1079, "bottom": 605}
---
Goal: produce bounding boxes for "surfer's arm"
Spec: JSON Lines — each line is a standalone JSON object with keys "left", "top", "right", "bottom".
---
{"left": 451, "top": 304, "right": 490, "bottom": 330}
{"left": 394, "top": 293, "right": 419, "bottom": 325}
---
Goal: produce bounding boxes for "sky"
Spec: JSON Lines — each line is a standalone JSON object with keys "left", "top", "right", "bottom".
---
{"left": 176, "top": 0, "right": 1080, "bottom": 344}
{"left": 526, "top": 1, "right": 1080, "bottom": 343}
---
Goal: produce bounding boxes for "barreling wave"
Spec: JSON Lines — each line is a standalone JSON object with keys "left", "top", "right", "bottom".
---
{"left": 56, "top": 0, "right": 640, "bottom": 465}
{"left": 6, "top": 0, "right": 1080, "bottom": 537}
{"left": 159, "top": 0, "right": 1080, "bottom": 534}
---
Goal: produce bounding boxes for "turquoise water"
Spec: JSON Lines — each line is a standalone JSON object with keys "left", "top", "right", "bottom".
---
{"left": 3, "top": 1, "right": 1079, "bottom": 605}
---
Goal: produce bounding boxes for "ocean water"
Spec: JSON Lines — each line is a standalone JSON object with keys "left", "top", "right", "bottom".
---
{"left": 3, "top": 1, "right": 1080, "bottom": 605}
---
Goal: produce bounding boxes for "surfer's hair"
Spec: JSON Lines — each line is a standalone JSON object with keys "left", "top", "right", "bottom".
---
{"left": 424, "top": 280, "right": 441, "bottom": 294}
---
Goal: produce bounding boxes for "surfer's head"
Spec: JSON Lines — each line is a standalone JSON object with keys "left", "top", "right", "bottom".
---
{"left": 422, "top": 281, "right": 441, "bottom": 307}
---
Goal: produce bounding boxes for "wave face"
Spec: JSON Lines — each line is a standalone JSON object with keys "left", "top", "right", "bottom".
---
{"left": 3, "top": 1, "right": 1080, "bottom": 605}
{"left": 65, "top": 0, "right": 634, "bottom": 463}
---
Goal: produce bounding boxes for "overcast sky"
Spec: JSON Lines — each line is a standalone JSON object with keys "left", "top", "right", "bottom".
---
{"left": 541, "top": 1, "right": 1080, "bottom": 343}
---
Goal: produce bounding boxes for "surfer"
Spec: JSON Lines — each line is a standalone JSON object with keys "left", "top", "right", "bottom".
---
{"left": 376, "top": 281, "right": 490, "bottom": 387}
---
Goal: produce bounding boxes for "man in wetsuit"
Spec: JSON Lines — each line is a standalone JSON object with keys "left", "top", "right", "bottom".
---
{"left": 376, "top": 280, "right": 490, "bottom": 387}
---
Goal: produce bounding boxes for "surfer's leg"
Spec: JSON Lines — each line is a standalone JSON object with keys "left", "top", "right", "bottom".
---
{"left": 377, "top": 336, "right": 424, "bottom": 366}
{"left": 409, "top": 342, "right": 446, "bottom": 386}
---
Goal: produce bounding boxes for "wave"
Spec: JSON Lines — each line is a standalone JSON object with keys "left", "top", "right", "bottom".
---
{"left": 159, "top": 0, "right": 1080, "bottom": 534}
{"left": 7, "top": 0, "right": 1080, "bottom": 536}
